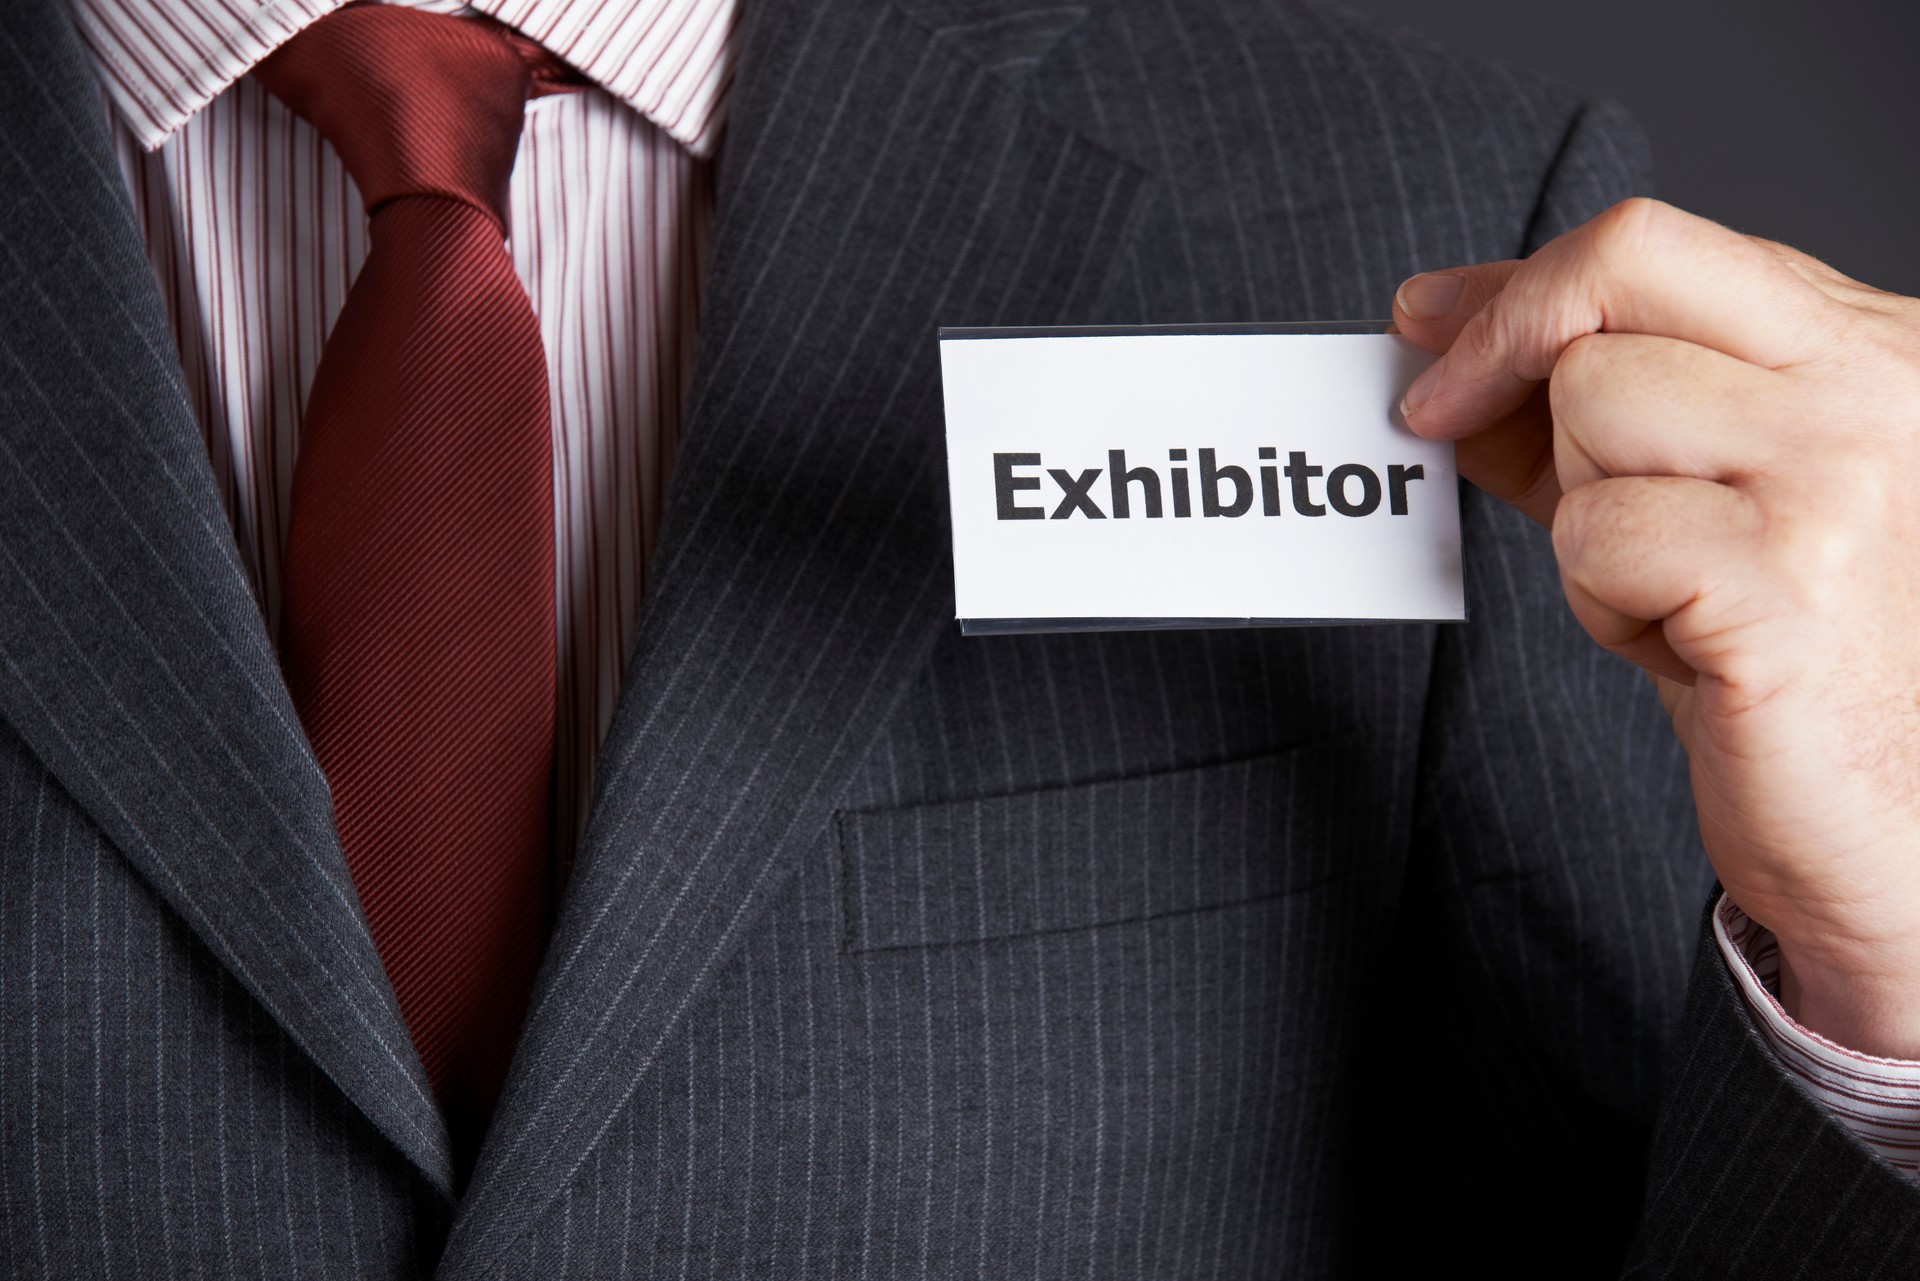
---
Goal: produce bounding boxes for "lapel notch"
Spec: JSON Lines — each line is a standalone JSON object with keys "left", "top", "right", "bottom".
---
{"left": 0, "top": 0, "right": 452, "bottom": 1199}
{"left": 443, "top": 0, "right": 1151, "bottom": 1269}
{"left": 896, "top": 0, "right": 1092, "bottom": 85}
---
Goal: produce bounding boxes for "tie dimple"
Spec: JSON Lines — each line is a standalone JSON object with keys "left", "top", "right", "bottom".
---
{"left": 256, "top": 3, "right": 567, "bottom": 1179}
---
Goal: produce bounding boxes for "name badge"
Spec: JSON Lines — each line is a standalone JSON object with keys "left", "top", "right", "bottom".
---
{"left": 938, "top": 323, "right": 1463, "bottom": 635}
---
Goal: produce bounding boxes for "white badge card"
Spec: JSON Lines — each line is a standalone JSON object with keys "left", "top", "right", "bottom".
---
{"left": 938, "top": 324, "right": 1463, "bottom": 635}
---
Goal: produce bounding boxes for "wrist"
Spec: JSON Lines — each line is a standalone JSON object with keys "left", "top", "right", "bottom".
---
{"left": 1777, "top": 941, "right": 1920, "bottom": 1061}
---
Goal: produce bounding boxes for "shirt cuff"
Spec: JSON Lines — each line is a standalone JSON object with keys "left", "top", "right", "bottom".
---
{"left": 1714, "top": 896, "right": 1920, "bottom": 1179}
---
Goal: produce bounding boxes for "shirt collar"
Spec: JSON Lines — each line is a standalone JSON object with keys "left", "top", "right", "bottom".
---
{"left": 68, "top": 0, "right": 737, "bottom": 156}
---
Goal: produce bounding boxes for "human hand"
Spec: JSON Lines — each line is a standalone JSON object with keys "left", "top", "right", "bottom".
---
{"left": 1392, "top": 199, "right": 1920, "bottom": 1057}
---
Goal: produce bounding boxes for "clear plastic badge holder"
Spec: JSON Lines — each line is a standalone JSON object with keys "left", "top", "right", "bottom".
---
{"left": 936, "top": 321, "right": 1462, "bottom": 636}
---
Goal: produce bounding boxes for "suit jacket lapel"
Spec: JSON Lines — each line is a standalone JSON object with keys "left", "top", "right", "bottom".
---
{"left": 442, "top": 0, "right": 1148, "bottom": 1268}
{"left": 0, "top": 0, "right": 452, "bottom": 1198}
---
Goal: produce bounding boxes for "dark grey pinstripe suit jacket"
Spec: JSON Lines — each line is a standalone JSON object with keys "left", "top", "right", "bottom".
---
{"left": 5, "top": 0, "right": 1919, "bottom": 1275}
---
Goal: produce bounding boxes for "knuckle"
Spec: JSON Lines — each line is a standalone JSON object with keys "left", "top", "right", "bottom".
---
{"left": 1710, "top": 647, "right": 1783, "bottom": 709}
{"left": 1761, "top": 508, "right": 1864, "bottom": 609}
{"left": 1455, "top": 308, "right": 1508, "bottom": 370}
{"left": 1586, "top": 197, "right": 1667, "bottom": 276}
{"left": 1550, "top": 480, "right": 1612, "bottom": 562}
{"left": 1816, "top": 442, "right": 1888, "bottom": 495}
{"left": 1551, "top": 332, "right": 1615, "bottom": 394}
{"left": 1546, "top": 352, "right": 1595, "bottom": 431}
{"left": 1759, "top": 235, "right": 1848, "bottom": 287}
{"left": 1462, "top": 274, "right": 1567, "bottom": 384}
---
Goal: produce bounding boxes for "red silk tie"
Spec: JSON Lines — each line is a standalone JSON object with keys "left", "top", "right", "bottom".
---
{"left": 256, "top": 5, "right": 576, "bottom": 1168}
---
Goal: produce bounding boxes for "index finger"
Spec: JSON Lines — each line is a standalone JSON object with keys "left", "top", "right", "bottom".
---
{"left": 1392, "top": 260, "right": 1520, "bottom": 355}
{"left": 1399, "top": 199, "right": 1839, "bottom": 441}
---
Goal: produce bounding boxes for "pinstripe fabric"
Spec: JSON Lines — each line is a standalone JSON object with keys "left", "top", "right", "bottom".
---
{"left": 447, "top": 2, "right": 1687, "bottom": 1275}
{"left": 0, "top": 0, "right": 453, "bottom": 1203}
{"left": 0, "top": 721, "right": 448, "bottom": 1279}
{"left": 1626, "top": 896, "right": 1920, "bottom": 1277}
{"left": 8, "top": 0, "right": 1920, "bottom": 1277}
{"left": 435, "top": 1, "right": 1152, "bottom": 1267}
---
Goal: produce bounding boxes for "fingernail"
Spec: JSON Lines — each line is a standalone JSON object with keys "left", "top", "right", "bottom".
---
{"left": 1401, "top": 360, "right": 1442, "bottom": 418}
{"left": 1395, "top": 272, "right": 1466, "bottom": 321}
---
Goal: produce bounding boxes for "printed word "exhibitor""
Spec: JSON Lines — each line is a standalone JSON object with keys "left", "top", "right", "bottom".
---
{"left": 993, "top": 449, "right": 1428, "bottom": 521}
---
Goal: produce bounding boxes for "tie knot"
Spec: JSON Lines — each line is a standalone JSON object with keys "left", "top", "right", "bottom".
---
{"left": 255, "top": 5, "right": 563, "bottom": 231}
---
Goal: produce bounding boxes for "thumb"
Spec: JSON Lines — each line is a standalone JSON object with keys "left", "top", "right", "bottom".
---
{"left": 1391, "top": 260, "right": 1521, "bottom": 354}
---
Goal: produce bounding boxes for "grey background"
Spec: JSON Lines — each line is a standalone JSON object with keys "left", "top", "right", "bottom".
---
{"left": 1335, "top": 0, "right": 1920, "bottom": 295}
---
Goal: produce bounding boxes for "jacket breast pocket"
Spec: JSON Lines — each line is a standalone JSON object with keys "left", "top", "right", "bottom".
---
{"left": 836, "top": 732, "right": 1373, "bottom": 955}
{"left": 822, "top": 733, "right": 1392, "bottom": 1266}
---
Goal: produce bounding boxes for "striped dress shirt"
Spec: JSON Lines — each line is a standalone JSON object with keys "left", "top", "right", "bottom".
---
{"left": 65, "top": 0, "right": 1920, "bottom": 1191}
{"left": 71, "top": 0, "right": 734, "bottom": 859}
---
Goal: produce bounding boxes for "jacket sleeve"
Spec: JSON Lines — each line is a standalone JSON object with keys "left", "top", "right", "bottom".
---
{"left": 1626, "top": 893, "right": 1920, "bottom": 1275}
